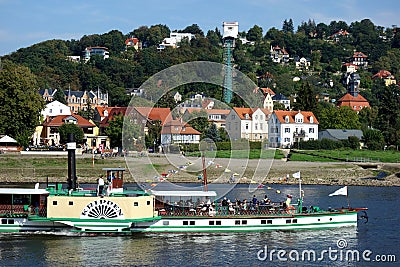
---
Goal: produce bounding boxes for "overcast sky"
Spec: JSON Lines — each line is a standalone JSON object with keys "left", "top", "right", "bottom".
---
{"left": 1, "top": 0, "right": 399, "bottom": 55}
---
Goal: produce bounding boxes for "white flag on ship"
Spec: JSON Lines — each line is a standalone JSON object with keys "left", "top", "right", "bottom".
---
{"left": 329, "top": 186, "right": 348, "bottom": 196}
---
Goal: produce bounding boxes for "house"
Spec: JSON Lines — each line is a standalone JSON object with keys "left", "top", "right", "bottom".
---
{"left": 173, "top": 92, "right": 182, "bottom": 103}
{"left": 319, "top": 129, "right": 363, "bottom": 141}
{"left": 65, "top": 88, "right": 108, "bottom": 113}
{"left": 83, "top": 46, "right": 109, "bottom": 61}
{"left": 338, "top": 73, "right": 370, "bottom": 112}
{"left": 183, "top": 108, "right": 230, "bottom": 128}
{"left": 270, "top": 45, "right": 289, "bottom": 64}
{"left": 268, "top": 110, "right": 319, "bottom": 148}
{"left": 372, "top": 70, "right": 397, "bottom": 86}
{"left": 161, "top": 119, "right": 201, "bottom": 146}
{"left": 125, "top": 37, "right": 141, "bottom": 50}
{"left": 41, "top": 114, "right": 107, "bottom": 149}
{"left": 336, "top": 93, "right": 370, "bottom": 112}
{"left": 158, "top": 32, "right": 195, "bottom": 50}
{"left": 295, "top": 56, "right": 311, "bottom": 71}
{"left": 38, "top": 88, "right": 57, "bottom": 103}
{"left": 328, "top": 29, "right": 350, "bottom": 42}
{"left": 126, "top": 88, "right": 144, "bottom": 97}
{"left": 342, "top": 63, "right": 358, "bottom": 73}
{"left": 41, "top": 100, "right": 71, "bottom": 119}
{"left": 225, "top": 107, "right": 271, "bottom": 141}
{"left": 272, "top": 93, "right": 291, "bottom": 110}
{"left": 97, "top": 107, "right": 128, "bottom": 134}
{"left": 0, "top": 135, "right": 20, "bottom": 152}
{"left": 66, "top": 56, "right": 81, "bottom": 63}
{"left": 351, "top": 51, "right": 368, "bottom": 69}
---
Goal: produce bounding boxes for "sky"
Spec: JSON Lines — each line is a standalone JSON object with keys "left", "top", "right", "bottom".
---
{"left": 0, "top": 0, "right": 399, "bottom": 56}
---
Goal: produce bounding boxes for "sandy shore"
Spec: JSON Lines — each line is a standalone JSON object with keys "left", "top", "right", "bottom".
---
{"left": 1, "top": 154, "right": 399, "bottom": 186}
{"left": 123, "top": 155, "right": 400, "bottom": 187}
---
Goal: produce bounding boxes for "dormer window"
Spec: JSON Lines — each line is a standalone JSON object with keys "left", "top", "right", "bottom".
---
{"left": 245, "top": 114, "right": 249, "bottom": 119}
{"left": 310, "top": 116, "right": 314, "bottom": 123}
{"left": 285, "top": 116, "right": 289, "bottom": 123}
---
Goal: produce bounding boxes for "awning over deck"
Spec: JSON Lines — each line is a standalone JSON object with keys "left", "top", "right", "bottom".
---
{"left": 150, "top": 190, "right": 217, "bottom": 197}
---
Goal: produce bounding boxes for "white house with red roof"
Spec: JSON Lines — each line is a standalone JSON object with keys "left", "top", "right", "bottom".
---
{"left": 270, "top": 45, "right": 289, "bottom": 64}
{"left": 268, "top": 110, "right": 319, "bottom": 148}
{"left": 351, "top": 51, "right": 368, "bottom": 69}
{"left": 41, "top": 114, "right": 105, "bottom": 148}
{"left": 161, "top": 119, "right": 201, "bottom": 145}
{"left": 372, "top": 70, "right": 397, "bottom": 86}
{"left": 225, "top": 107, "right": 271, "bottom": 141}
{"left": 125, "top": 37, "right": 141, "bottom": 50}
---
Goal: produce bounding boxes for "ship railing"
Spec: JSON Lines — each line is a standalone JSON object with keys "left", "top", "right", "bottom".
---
{"left": 0, "top": 204, "right": 47, "bottom": 217}
{"left": 156, "top": 202, "right": 299, "bottom": 217}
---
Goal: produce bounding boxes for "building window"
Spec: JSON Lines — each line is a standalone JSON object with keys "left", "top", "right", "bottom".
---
{"left": 49, "top": 109, "right": 52, "bottom": 113}
{"left": 260, "top": 123, "right": 263, "bottom": 130}
{"left": 284, "top": 128, "right": 290, "bottom": 133}
{"left": 309, "top": 128, "right": 314, "bottom": 133}
{"left": 255, "top": 123, "right": 258, "bottom": 130}
{"left": 245, "top": 124, "right": 249, "bottom": 130}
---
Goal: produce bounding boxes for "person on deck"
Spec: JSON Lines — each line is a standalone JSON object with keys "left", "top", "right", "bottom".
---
{"left": 98, "top": 175, "right": 105, "bottom": 196}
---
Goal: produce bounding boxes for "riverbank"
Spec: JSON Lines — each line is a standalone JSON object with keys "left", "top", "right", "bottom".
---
{"left": 0, "top": 153, "right": 399, "bottom": 186}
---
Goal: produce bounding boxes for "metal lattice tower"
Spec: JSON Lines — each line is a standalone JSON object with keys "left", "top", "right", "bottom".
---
{"left": 222, "top": 22, "right": 238, "bottom": 104}
{"left": 223, "top": 38, "right": 234, "bottom": 103}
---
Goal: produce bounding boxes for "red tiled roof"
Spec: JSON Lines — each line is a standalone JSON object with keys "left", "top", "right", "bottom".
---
{"left": 372, "top": 70, "right": 393, "bottom": 79}
{"left": 337, "top": 93, "right": 370, "bottom": 111}
{"left": 233, "top": 107, "right": 271, "bottom": 120}
{"left": 135, "top": 107, "right": 172, "bottom": 125}
{"left": 273, "top": 110, "right": 319, "bottom": 124}
{"left": 125, "top": 37, "right": 139, "bottom": 45}
{"left": 161, "top": 119, "right": 201, "bottom": 135}
{"left": 43, "top": 114, "right": 95, "bottom": 127}
{"left": 259, "top": 87, "right": 275, "bottom": 96}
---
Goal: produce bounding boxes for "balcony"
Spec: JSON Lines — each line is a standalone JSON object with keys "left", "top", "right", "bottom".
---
{"left": 293, "top": 130, "right": 306, "bottom": 138}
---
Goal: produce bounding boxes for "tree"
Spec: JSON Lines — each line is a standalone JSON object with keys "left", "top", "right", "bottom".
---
{"left": 106, "top": 115, "right": 142, "bottom": 149}
{"left": 180, "top": 24, "right": 204, "bottom": 36}
{"left": 293, "top": 81, "right": 317, "bottom": 113}
{"left": 53, "top": 88, "right": 67, "bottom": 104}
{"left": 246, "top": 25, "right": 263, "bottom": 42}
{"left": 318, "top": 106, "right": 361, "bottom": 130}
{"left": 363, "top": 128, "right": 385, "bottom": 150}
{"left": 58, "top": 123, "right": 84, "bottom": 144}
{"left": 183, "top": 110, "right": 209, "bottom": 135}
{"left": 205, "top": 123, "right": 221, "bottom": 142}
{"left": 282, "top": 19, "right": 294, "bottom": 34}
{"left": 0, "top": 60, "right": 45, "bottom": 147}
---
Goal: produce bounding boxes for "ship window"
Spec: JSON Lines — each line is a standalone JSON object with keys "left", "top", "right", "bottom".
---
{"left": 147, "top": 201, "right": 151, "bottom": 205}
{"left": 286, "top": 219, "right": 291, "bottom": 224}
{"left": 53, "top": 201, "right": 58, "bottom": 206}
{"left": 317, "top": 219, "right": 320, "bottom": 222}
{"left": 235, "top": 220, "right": 240, "bottom": 225}
{"left": 242, "top": 220, "right": 247, "bottom": 225}
{"left": 8, "top": 219, "right": 14, "bottom": 224}
{"left": 68, "top": 201, "right": 73, "bottom": 206}
{"left": 163, "top": 221, "right": 169, "bottom": 226}
{"left": 329, "top": 218, "right": 333, "bottom": 221}
{"left": 261, "top": 220, "right": 266, "bottom": 225}
{"left": 216, "top": 221, "right": 221, "bottom": 225}
{"left": 183, "top": 221, "right": 189, "bottom": 225}
{"left": 134, "top": 202, "right": 139, "bottom": 206}
{"left": 292, "top": 219, "right": 297, "bottom": 223}
{"left": 267, "top": 220, "right": 272, "bottom": 224}
{"left": 190, "top": 221, "right": 195, "bottom": 225}
{"left": 1, "top": 219, "right": 6, "bottom": 224}
{"left": 209, "top": 221, "right": 215, "bottom": 225}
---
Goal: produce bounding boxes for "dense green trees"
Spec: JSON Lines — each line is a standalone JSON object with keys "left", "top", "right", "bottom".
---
{"left": 58, "top": 123, "right": 84, "bottom": 144}
{"left": 0, "top": 60, "right": 45, "bottom": 147}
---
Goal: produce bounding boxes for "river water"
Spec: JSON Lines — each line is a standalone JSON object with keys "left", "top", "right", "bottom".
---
{"left": 0, "top": 184, "right": 398, "bottom": 266}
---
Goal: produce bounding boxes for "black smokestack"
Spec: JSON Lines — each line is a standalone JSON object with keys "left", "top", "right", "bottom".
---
{"left": 67, "top": 133, "right": 77, "bottom": 191}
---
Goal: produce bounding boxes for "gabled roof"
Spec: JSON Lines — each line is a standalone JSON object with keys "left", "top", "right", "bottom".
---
{"left": 99, "top": 107, "right": 127, "bottom": 127}
{"left": 43, "top": 114, "right": 95, "bottom": 127}
{"left": 352, "top": 51, "right": 368, "bottom": 58}
{"left": 135, "top": 107, "right": 172, "bottom": 125}
{"left": 337, "top": 93, "right": 370, "bottom": 111}
{"left": 259, "top": 87, "right": 275, "bottom": 96}
{"left": 161, "top": 119, "right": 201, "bottom": 135}
{"left": 272, "top": 93, "right": 289, "bottom": 101}
{"left": 372, "top": 70, "right": 394, "bottom": 79}
{"left": 38, "top": 88, "right": 57, "bottom": 96}
{"left": 273, "top": 110, "right": 319, "bottom": 124}
{"left": 319, "top": 129, "right": 363, "bottom": 141}
{"left": 125, "top": 37, "right": 139, "bottom": 45}
{"left": 233, "top": 107, "right": 271, "bottom": 120}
